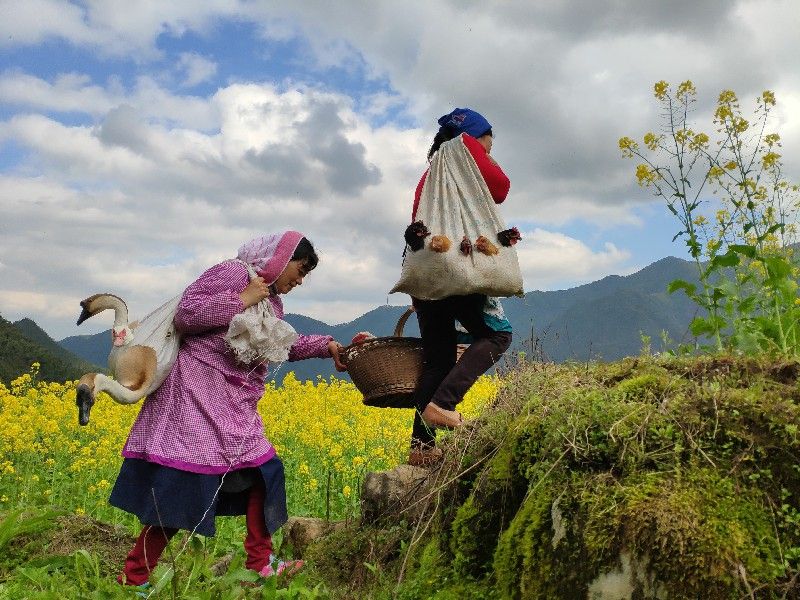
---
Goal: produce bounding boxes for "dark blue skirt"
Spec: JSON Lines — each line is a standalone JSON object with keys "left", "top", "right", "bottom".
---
{"left": 109, "top": 456, "right": 288, "bottom": 537}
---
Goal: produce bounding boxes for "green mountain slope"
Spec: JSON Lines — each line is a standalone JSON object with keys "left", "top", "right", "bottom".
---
{"left": 13, "top": 318, "right": 100, "bottom": 374}
{"left": 0, "top": 314, "right": 92, "bottom": 383}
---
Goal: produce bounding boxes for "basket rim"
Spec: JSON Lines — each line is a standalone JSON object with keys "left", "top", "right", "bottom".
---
{"left": 343, "top": 335, "right": 422, "bottom": 355}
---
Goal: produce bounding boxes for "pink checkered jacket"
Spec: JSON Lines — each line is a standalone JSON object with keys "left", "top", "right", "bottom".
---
{"left": 121, "top": 260, "right": 332, "bottom": 474}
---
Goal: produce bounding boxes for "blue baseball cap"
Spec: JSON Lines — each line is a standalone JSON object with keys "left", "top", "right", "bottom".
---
{"left": 437, "top": 108, "right": 492, "bottom": 138}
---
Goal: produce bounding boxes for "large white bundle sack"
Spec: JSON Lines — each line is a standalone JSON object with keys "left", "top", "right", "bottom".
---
{"left": 390, "top": 136, "right": 524, "bottom": 300}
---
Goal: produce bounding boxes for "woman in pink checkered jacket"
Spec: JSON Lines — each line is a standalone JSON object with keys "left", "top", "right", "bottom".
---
{"left": 110, "top": 231, "right": 346, "bottom": 587}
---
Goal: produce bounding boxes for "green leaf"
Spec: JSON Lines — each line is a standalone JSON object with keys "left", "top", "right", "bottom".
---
{"left": 710, "top": 252, "right": 740, "bottom": 269}
{"left": 363, "top": 561, "right": 378, "bottom": 574}
{"left": 772, "top": 278, "right": 798, "bottom": 299}
{"left": 711, "top": 287, "right": 727, "bottom": 302}
{"left": 763, "top": 256, "right": 793, "bottom": 279}
{"left": 667, "top": 279, "right": 697, "bottom": 297}
{"left": 189, "top": 534, "right": 203, "bottom": 552}
{"left": 738, "top": 296, "right": 757, "bottom": 314}
{"left": 728, "top": 244, "right": 757, "bottom": 258}
{"left": 0, "top": 509, "right": 62, "bottom": 552}
{"left": 152, "top": 565, "right": 175, "bottom": 595}
{"left": 690, "top": 316, "right": 717, "bottom": 336}
{"left": 734, "top": 329, "right": 769, "bottom": 354}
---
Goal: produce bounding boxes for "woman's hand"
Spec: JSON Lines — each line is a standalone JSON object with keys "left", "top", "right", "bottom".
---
{"left": 328, "top": 340, "right": 348, "bottom": 372}
{"left": 239, "top": 276, "right": 270, "bottom": 308}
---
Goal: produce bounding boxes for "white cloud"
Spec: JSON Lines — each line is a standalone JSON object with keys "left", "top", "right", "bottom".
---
{"left": 0, "top": 0, "right": 96, "bottom": 47}
{"left": 0, "top": 71, "right": 115, "bottom": 115}
{"left": 1, "top": 0, "right": 798, "bottom": 341}
{"left": 361, "top": 92, "right": 407, "bottom": 120}
{"left": 0, "top": 77, "right": 423, "bottom": 337}
{"left": 0, "top": 71, "right": 217, "bottom": 128}
{"left": 516, "top": 229, "right": 633, "bottom": 290}
{"left": 0, "top": 0, "right": 235, "bottom": 59}
{"left": 176, "top": 53, "right": 218, "bottom": 88}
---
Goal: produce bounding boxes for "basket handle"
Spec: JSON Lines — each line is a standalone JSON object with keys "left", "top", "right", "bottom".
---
{"left": 393, "top": 306, "right": 415, "bottom": 337}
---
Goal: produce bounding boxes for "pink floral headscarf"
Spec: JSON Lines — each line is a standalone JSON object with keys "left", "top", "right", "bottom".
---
{"left": 236, "top": 231, "right": 304, "bottom": 284}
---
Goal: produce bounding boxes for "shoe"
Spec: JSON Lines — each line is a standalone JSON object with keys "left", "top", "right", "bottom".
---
{"left": 408, "top": 446, "right": 443, "bottom": 467}
{"left": 259, "top": 556, "right": 304, "bottom": 578}
{"left": 117, "top": 577, "right": 151, "bottom": 596}
{"left": 134, "top": 582, "right": 152, "bottom": 598}
{"left": 421, "top": 403, "right": 463, "bottom": 429}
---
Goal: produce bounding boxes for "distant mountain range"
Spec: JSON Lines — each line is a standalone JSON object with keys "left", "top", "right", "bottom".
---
{"left": 2, "top": 255, "right": 702, "bottom": 384}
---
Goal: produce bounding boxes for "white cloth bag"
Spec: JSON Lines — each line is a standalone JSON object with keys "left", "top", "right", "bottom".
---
{"left": 224, "top": 260, "right": 298, "bottom": 364}
{"left": 390, "top": 136, "right": 524, "bottom": 300}
{"left": 120, "top": 295, "right": 182, "bottom": 394}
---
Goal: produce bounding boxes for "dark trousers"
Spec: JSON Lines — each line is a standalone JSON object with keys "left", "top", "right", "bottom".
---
{"left": 411, "top": 294, "right": 512, "bottom": 447}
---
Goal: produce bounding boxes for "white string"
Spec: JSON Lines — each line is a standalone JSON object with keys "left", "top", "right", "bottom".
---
{"left": 142, "top": 353, "right": 286, "bottom": 597}
{"left": 137, "top": 264, "right": 299, "bottom": 595}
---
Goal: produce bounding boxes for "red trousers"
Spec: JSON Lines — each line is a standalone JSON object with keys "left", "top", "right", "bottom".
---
{"left": 120, "top": 482, "right": 273, "bottom": 586}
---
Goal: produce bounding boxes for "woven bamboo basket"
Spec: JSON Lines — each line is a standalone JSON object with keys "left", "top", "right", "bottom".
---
{"left": 343, "top": 307, "right": 422, "bottom": 408}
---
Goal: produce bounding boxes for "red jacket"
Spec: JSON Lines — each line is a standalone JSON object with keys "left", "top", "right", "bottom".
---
{"left": 412, "top": 133, "right": 511, "bottom": 221}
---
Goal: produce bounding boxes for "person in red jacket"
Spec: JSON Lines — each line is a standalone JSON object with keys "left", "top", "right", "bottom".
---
{"left": 408, "top": 108, "right": 513, "bottom": 467}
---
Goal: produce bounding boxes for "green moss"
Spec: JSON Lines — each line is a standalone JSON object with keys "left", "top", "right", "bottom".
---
{"left": 395, "top": 538, "right": 487, "bottom": 600}
{"left": 492, "top": 479, "right": 608, "bottom": 600}
{"left": 612, "top": 469, "right": 781, "bottom": 597}
{"left": 449, "top": 441, "right": 527, "bottom": 577}
{"left": 493, "top": 491, "right": 551, "bottom": 599}
{"left": 305, "top": 357, "right": 800, "bottom": 598}
{"left": 612, "top": 372, "right": 670, "bottom": 402}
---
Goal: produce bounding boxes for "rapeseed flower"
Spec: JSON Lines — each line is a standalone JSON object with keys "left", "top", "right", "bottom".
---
{"left": 0, "top": 364, "right": 500, "bottom": 520}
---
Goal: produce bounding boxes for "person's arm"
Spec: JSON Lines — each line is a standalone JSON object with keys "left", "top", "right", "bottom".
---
{"left": 174, "top": 262, "right": 248, "bottom": 334}
{"left": 462, "top": 133, "right": 511, "bottom": 203}
{"left": 270, "top": 295, "right": 346, "bottom": 370}
{"left": 411, "top": 170, "right": 428, "bottom": 222}
{"left": 289, "top": 335, "right": 347, "bottom": 371}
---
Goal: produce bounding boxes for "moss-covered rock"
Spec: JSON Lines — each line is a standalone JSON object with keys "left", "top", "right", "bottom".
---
{"left": 310, "top": 356, "right": 800, "bottom": 599}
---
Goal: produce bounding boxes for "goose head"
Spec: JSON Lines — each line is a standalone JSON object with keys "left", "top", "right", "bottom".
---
{"left": 76, "top": 293, "right": 129, "bottom": 327}
{"left": 76, "top": 385, "right": 94, "bottom": 426}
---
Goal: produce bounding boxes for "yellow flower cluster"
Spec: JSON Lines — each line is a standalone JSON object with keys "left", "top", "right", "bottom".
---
{"left": 760, "top": 90, "right": 776, "bottom": 106}
{"left": 635, "top": 163, "right": 658, "bottom": 186}
{"left": 618, "top": 136, "right": 639, "bottom": 159}
{"left": 653, "top": 80, "right": 696, "bottom": 103}
{"left": 0, "top": 364, "right": 500, "bottom": 521}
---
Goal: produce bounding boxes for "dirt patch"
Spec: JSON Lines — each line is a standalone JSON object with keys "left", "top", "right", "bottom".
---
{"left": 664, "top": 355, "right": 800, "bottom": 386}
{"left": 9, "top": 514, "right": 135, "bottom": 578}
{"left": 50, "top": 515, "right": 134, "bottom": 575}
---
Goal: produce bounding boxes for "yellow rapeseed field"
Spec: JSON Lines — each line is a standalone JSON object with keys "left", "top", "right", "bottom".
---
{"left": 0, "top": 364, "right": 499, "bottom": 523}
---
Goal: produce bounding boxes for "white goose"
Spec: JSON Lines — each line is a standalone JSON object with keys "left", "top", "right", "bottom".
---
{"left": 75, "top": 294, "right": 158, "bottom": 426}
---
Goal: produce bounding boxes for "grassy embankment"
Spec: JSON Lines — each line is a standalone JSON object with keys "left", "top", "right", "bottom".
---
{"left": 3, "top": 354, "right": 800, "bottom": 598}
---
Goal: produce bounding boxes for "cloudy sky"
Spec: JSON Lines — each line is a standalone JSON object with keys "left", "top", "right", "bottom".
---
{"left": 1, "top": 0, "right": 799, "bottom": 339}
